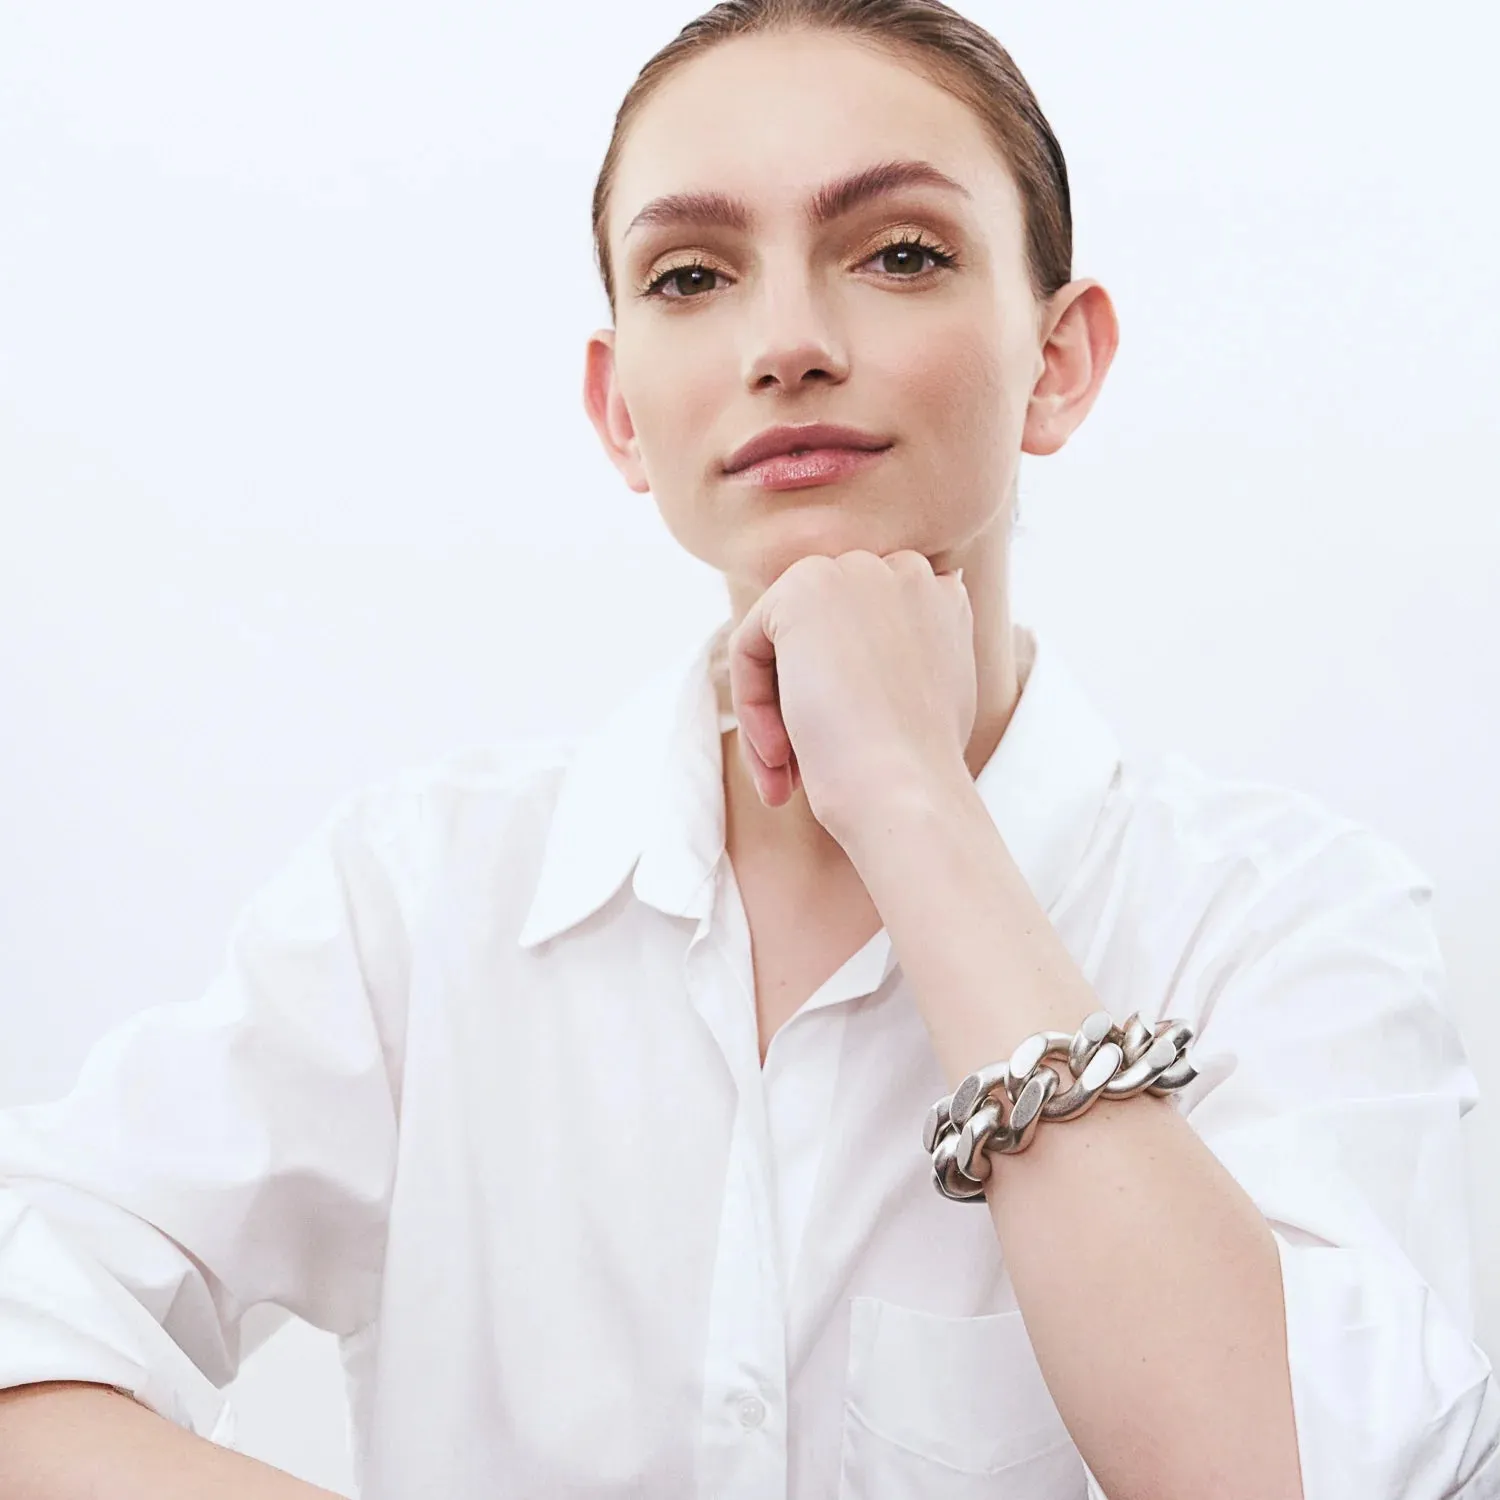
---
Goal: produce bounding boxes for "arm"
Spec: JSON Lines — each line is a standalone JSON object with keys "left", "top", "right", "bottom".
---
{"left": 0, "top": 1382, "right": 343, "bottom": 1499}
{"left": 0, "top": 771, "right": 427, "bottom": 1475}
{"left": 843, "top": 771, "right": 1498, "bottom": 1500}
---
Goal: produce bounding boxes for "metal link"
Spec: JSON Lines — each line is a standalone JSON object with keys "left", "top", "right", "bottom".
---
{"left": 949, "top": 1061, "right": 1012, "bottom": 1128}
{"left": 922, "top": 1010, "right": 1198, "bottom": 1201}
{"left": 921, "top": 1095, "right": 953, "bottom": 1155}
{"left": 932, "top": 1129, "right": 989, "bottom": 1201}
{"left": 1067, "top": 1009, "right": 1115, "bottom": 1078}
{"left": 1043, "top": 1040, "right": 1124, "bottom": 1120}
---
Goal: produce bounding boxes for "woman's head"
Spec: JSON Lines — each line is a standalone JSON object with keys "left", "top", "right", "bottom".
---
{"left": 583, "top": 0, "right": 1117, "bottom": 613}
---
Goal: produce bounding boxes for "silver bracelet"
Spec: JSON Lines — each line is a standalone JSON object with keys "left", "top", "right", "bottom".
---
{"left": 922, "top": 1010, "right": 1198, "bottom": 1202}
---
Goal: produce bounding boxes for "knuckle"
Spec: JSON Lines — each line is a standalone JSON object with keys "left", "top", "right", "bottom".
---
{"left": 794, "top": 553, "right": 840, "bottom": 581}
{"left": 889, "top": 550, "right": 934, "bottom": 581}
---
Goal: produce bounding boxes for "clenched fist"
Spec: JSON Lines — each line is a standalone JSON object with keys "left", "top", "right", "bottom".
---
{"left": 725, "top": 549, "right": 977, "bottom": 847}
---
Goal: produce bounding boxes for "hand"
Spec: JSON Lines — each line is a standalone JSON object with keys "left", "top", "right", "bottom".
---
{"left": 725, "top": 549, "right": 977, "bottom": 846}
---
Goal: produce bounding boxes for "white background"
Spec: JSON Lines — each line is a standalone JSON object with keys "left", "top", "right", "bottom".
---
{"left": 2, "top": 1, "right": 1496, "bottom": 1490}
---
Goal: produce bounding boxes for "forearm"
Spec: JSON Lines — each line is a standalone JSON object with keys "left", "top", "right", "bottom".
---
{"left": 0, "top": 1382, "right": 345, "bottom": 1500}
{"left": 988, "top": 1090, "right": 1297, "bottom": 1499}
{"left": 844, "top": 775, "right": 1304, "bottom": 1500}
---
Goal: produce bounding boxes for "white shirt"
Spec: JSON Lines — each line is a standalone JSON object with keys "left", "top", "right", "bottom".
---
{"left": 2, "top": 616, "right": 1497, "bottom": 1500}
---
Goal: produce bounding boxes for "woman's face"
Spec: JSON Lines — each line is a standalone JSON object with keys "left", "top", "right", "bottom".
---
{"left": 586, "top": 29, "right": 1100, "bottom": 604}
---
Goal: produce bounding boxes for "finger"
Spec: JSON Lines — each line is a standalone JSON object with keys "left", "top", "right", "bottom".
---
{"left": 739, "top": 730, "right": 795, "bottom": 807}
{"left": 727, "top": 602, "right": 793, "bottom": 774}
{"left": 941, "top": 566, "right": 967, "bottom": 605}
{"left": 884, "top": 549, "right": 935, "bottom": 580}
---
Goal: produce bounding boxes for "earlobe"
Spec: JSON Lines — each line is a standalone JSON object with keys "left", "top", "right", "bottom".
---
{"left": 582, "top": 330, "right": 651, "bottom": 493}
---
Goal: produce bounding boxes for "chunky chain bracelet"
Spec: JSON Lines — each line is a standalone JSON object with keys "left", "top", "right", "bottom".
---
{"left": 922, "top": 1010, "right": 1198, "bottom": 1203}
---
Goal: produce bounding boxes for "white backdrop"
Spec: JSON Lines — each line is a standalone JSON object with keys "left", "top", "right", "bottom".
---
{"left": 2, "top": 1, "right": 1496, "bottom": 1491}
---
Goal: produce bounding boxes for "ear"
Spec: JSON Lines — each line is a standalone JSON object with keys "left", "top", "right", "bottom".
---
{"left": 1020, "top": 280, "right": 1120, "bottom": 457}
{"left": 583, "top": 329, "right": 650, "bottom": 494}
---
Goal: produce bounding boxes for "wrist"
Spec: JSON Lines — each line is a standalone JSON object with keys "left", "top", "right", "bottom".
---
{"left": 826, "top": 761, "right": 980, "bottom": 865}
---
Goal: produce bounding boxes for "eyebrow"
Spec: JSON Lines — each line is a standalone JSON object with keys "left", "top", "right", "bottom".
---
{"left": 621, "top": 158, "right": 972, "bottom": 243}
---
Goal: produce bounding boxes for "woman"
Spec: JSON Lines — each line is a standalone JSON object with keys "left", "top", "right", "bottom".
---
{"left": 0, "top": 2, "right": 1495, "bottom": 1497}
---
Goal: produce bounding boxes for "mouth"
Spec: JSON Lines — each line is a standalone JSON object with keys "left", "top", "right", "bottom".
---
{"left": 727, "top": 444, "right": 893, "bottom": 491}
{"left": 723, "top": 422, "right": 892, "bottom": 475}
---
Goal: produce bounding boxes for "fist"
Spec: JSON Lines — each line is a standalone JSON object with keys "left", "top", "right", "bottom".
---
{"left": 725, "top": 549, "right": 977, "bottom": 844}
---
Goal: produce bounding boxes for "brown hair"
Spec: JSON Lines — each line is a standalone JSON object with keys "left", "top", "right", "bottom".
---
{"left": 590, "top": 0, "right": 1073, "bottom": 319}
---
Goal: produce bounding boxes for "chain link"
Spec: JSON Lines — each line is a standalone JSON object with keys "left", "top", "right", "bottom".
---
{"left": 922, "top": 1010, "right": 1198, "bottom": 1202}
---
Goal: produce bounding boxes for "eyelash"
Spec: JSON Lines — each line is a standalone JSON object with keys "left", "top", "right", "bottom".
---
{"left": 636, "top": 231, "right": 960, "bottom": 302}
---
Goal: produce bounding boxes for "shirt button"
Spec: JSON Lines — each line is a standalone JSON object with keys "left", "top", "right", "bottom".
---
{"left": 736, "top": 1394, "right": 767, "bottom": 1430}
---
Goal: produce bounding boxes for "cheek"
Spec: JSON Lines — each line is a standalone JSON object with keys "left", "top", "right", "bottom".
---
{"left": 875, "top": 317, "right": 1030, "bottom": 529}
{"left": 623, "top": 345, "right": 723, "bottom": 485}
{"left": 891, "top": 323, "right": 1023, "bottom": 476}
{"left": 611, "top": 337, "right": 730, "bottom": 558}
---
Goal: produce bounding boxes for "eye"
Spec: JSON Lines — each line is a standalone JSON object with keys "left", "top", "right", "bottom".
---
{"left": 863, "top": 232, "right": 959, "bottom": 279}
{"left": 640, "top": 259, "right": 722, "bottom": 301}
{"left": 637, "top": 233, "right": 959, "bottom": 302}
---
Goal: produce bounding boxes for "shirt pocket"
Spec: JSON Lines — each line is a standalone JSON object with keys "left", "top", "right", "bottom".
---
{"left": 838, "top": 1296, "right": 1088, "bottom": 1500}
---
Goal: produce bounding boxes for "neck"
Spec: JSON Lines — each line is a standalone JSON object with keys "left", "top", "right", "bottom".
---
{"left": 717, "top": 561, "right": 1027, "bottom": 876}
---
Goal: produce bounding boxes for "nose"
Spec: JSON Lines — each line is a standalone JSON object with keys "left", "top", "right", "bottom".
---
{"left": 747, "top": 341, "right": 847, "bottom": 392}
{"left": 742, "top": 277, "right": 850, "bottom": 393}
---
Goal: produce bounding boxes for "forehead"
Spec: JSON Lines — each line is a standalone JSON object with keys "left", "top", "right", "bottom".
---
{"left": 610, "top": 30, "right": 1021, "bottom": 242}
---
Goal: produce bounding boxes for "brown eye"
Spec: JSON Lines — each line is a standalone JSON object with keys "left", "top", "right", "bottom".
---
{"left": 879, "top": 244, "right": 929, "bottom": 275}
{"left": 644, "top": 261, "right": 720, "bottom": 300}
{"left": 868, "top": 237, "right": 957, "bottom": 278}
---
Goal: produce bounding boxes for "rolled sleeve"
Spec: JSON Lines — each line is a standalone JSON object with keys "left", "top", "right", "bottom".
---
{"left": 1179, "top": 823, "right": 1499, "bottom": 1498}
{"left": 0, "top": 772, "right": 425, "bottom": 1442}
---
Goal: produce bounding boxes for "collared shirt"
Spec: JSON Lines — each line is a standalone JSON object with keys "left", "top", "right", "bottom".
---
{"left": 2, "top": 616, "right": 1497, "bottom": 1500}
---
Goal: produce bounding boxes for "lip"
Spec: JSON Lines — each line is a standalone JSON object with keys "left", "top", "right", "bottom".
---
{"left": 727, "top": 446, "right": 892, "bottom": 491}
{"left": 722, "top": 422, "right": 892, "bottom": 475}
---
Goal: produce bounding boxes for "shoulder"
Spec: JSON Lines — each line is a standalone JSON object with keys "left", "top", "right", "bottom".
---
{"left": 1086, "top": 753, "right": 1474, "bottom": 1120}
{"left": 1114, "top": 748, "right": 1434, "bottom": 912}
{"left": 308, "top": 736, "right": 586, "bottom": 904}
{"left": 1084, "top": 749, "right": 1447, "bottom": 1045}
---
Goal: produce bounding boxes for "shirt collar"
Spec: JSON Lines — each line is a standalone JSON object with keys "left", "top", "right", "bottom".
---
{"left": 517, "top": 616, "right": 1123, "bottom": 951}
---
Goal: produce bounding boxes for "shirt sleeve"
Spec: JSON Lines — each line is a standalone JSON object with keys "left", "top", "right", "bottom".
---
{"left": 0, "top": 771, "right": 427, "bottom": 1445}
{"left": 1166, "top": 821, "right": 1500, "bottom": 1500}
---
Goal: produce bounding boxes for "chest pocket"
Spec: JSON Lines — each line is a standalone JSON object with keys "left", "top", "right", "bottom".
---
{"left": 838, "top": 1297, "right": 1088, "bottom": 1500}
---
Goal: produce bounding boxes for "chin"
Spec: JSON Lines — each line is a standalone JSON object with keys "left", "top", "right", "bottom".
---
{"left": 729, "top": 524, "right": 906, "bottom": 589}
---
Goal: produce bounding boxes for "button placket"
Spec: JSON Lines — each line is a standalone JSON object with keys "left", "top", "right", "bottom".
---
{"left": 683, "top": 864, "right": 789, "bottom": 1498}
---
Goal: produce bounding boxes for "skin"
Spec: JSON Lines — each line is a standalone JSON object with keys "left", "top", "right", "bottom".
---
{"left": 582, "top": 26, "right": 1118, "bottom": 883}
